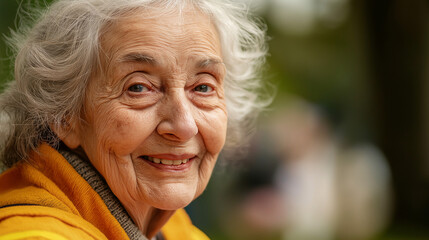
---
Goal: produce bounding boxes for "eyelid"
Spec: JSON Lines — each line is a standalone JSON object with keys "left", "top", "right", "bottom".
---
{"left": 194, "top": 85, "right": 214, "bottom": 95}
{"left": 191, "top": 78, "right": 217, "bottom": 95}
{"left": 198, "top": 71, "right": 220, "bottom": 81}
{"left": 199, "top": 63, "right": 225, "bottom": 79}
{"left": 123, "top": 72, "right": 156, "bottom": 94}
{"left": 128, "top": 83, "right": 149, "bottom": 92}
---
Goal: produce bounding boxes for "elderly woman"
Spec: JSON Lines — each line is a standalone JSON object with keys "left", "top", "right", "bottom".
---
{"left": 0, "top": 0, "right": 267, "bottom": 239}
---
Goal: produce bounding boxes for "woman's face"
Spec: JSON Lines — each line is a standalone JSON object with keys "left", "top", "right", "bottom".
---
{"left": 69, "top": 9, "right": 227, "bottom": 211}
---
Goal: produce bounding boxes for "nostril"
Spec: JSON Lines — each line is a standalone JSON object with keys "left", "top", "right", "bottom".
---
{"left": 162, "top": 133, "right": 180, "bottom": 141}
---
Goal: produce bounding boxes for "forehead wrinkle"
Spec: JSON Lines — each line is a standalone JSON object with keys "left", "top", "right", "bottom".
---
{"left": 103, "top": 10, "right": 221, "bottom": 57}
{"left": 98, "top": 7, "right": 223, "bottom": 81}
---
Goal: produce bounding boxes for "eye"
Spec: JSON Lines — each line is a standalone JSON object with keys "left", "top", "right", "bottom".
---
{"left": 128, "top": 84, "right": 148, "bottom": 92}
{"left": 194, "top": 84, "right": 213, "bottom": 93}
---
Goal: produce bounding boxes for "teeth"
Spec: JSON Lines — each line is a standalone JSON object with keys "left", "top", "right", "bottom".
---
{"left": 173, "top": 160, "right": 182, "bottom": 166}
{"left": 161, "top": 159, "right": 173, "bottom": 165}
{"left": 145, "top": 156, "right": 190, "bottom": 165}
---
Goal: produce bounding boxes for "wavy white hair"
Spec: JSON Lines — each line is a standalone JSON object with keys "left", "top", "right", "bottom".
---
{"left": 0, "top": 0, "right": 269, "bottom": 167}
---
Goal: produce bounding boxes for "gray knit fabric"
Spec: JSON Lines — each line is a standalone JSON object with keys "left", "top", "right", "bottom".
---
{"left": 59, "top": 147, "right": 149, "bottom": 240}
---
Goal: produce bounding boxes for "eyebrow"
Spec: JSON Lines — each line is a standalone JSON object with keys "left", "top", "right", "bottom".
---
{"left": 197, "top": 57, "right": 224, "bottom": 68}
{"left": 119, "top": 53, "right": 157, "bottom": 65}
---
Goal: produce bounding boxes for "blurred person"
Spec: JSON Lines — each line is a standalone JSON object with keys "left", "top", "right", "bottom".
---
{"left": 223, "top": 131, "right": 286, "bottom": 240}
{"left": 219, "top": 98, "right": 392, "bottom": 240}
{"left": 271, "top": 99, "right": 392, "bottom": 240}
{"left": 272, "top": 100, "right": 338, "bottom": 240}
{"left": 0, "top": 0, "right": 269, "bottom": 239}
{"left": 336, "top": 144, "right": 392, "bottom": 240}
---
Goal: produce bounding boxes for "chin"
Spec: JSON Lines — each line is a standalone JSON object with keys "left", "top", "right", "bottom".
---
{"left": 155, "top": 201, "right": 191, "bottom": 211}
{"left": 147, "top": 184, "right": 201, "bottom": 211}
{"left": 151, "top": 195, "right": 194, "bottom": 211}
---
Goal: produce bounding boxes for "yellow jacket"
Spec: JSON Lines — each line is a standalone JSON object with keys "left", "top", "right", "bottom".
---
{"left": 0, "top": 144, "right": 209, "bottom": 240}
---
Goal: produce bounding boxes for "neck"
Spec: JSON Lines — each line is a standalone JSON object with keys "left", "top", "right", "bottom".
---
{"left": 125, "top": 203, "right": 175, "bottom": 239}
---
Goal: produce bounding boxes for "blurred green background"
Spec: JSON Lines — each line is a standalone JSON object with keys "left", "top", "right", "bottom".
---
{"left": 1, "top": 0, "right": 429, "bottom": 239}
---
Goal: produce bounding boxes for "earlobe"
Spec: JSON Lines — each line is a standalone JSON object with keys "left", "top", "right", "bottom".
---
{"left": 50, "top": 121, "right": 81, "bottom": 149}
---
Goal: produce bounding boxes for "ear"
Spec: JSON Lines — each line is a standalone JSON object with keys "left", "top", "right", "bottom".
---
{"left": 50, "top": 120, "right": 81, "bottom": 149}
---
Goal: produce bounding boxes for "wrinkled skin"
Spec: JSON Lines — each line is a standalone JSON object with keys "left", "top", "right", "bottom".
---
{"left": 58, "top": 8, "right": 227, "bottom": 238}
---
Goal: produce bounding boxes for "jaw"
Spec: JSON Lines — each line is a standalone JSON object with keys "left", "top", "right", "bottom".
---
{"left": 94, "top": 148, "right": 219, "bottom": 235}
{"left": 119, "top": 177, "right": 200, "bottom": 237}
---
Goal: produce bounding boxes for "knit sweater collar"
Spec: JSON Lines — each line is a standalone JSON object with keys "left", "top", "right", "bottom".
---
{"left": 58, "top": 145, "right": 155, "bottom": 240}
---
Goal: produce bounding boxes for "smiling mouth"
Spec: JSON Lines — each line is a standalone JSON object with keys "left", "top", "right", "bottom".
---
{"left": 140, "top": 156, "right": 190, "bottom": 166}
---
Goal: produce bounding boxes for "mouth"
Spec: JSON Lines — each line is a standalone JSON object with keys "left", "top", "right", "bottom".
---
{"left": 140, "top": 155, "right": 191, "bottom": 166}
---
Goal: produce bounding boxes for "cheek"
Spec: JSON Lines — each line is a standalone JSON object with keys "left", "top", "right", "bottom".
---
{"left": 197, "top": 108, "right": 228, "bottom": 154}
{"left": 92, "top": 106, "right": 158, "bottom": 156}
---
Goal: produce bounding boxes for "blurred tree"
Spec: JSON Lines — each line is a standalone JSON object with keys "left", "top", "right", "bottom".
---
{"left": 360, "top": 0, "right": 429, "bottom": 228}
{"left": 0, "top": 0, "right": 20, "bottom": 86}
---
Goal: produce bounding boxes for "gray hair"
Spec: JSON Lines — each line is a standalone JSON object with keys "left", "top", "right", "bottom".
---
{"left": 0, "top": 0, "right": 269, "bottom": 168}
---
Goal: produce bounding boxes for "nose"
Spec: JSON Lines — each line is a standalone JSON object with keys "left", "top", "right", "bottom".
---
{"left": 156, "top": 91, "right": 198, "bottom": 142}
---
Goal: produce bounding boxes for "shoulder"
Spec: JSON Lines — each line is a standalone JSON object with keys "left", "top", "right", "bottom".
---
{"left": 161, "top": 209, "right": 210, "bottom": 240}
{"left": 0, "top": 205, "right": 108, "bottom": 240}
{"left": 0, "top": 149, "right": 109, "bottom": 240}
